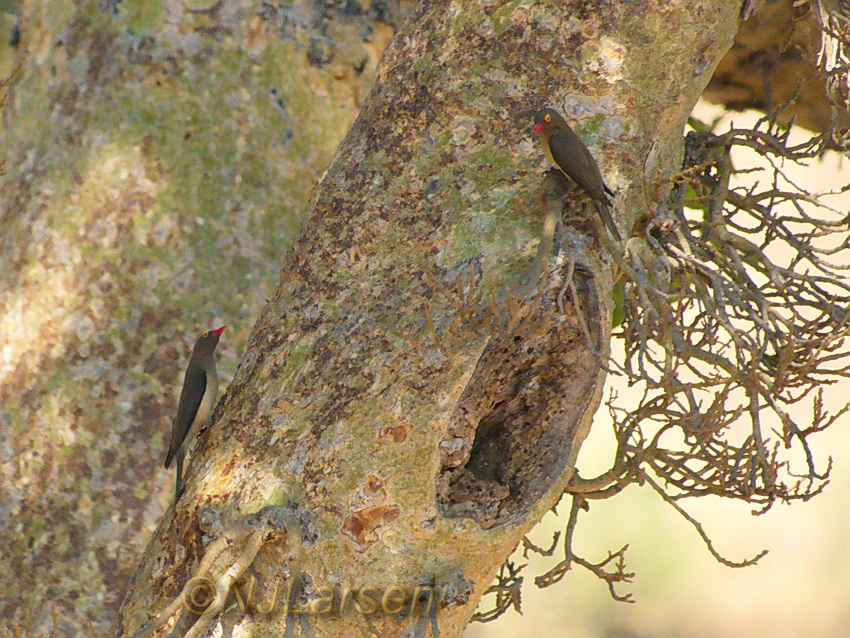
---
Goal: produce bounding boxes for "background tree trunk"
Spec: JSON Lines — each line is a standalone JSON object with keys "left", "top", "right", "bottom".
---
{"left": 113, "top": 1, "right": 740, "bottom": 636}
{"left": 0, "top": 0, "right": 409, "bottom": 634}
{"left": 704, "top": 0, "right": 850, "bottom": 134}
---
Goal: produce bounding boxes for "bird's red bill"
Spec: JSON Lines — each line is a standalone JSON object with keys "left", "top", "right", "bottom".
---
{"left": 211, "top": 325, "right": 226, "bottom": 336}
{"left": 534, "top": 123, "right": 545, "bottom": 135}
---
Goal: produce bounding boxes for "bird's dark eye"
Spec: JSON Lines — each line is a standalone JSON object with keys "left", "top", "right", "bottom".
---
{"left": 544, "top": 113, "right": 551, "bottom": 122}
{"left": 203, "top": 331, "right": 209, "bottom": 337}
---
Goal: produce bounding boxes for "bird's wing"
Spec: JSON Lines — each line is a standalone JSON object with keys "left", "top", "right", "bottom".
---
{"left": 549, "top": 129, "right": 610, "bottom": 203}
{"left": 164, "top": 364, "right": 207, "bottom": 468}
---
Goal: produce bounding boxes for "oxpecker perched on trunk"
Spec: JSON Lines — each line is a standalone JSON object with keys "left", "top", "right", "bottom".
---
{"left": 533, "top": 107, "right": 622, "bottom": 241}
{"left": 165, "top": 325, "right": 225, "bottom": 500}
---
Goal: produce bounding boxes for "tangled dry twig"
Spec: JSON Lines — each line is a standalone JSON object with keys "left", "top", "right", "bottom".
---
{"left": 476, "top": 101, "right": 850, "bottom": 620}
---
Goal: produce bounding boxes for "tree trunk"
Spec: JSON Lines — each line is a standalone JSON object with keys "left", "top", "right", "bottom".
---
{"left": 0, "top": 0, "right": 406, "bottom": 635}
{"left": 113, "top": 1, "right": 740, "bottom": 637}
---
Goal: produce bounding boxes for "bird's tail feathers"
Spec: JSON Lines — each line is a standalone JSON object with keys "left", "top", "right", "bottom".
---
{"left": 594, "top": 200, "right": 622, "bottom": 241}
{"left": 164, "top": 442, "right": 176, "bottom": 469}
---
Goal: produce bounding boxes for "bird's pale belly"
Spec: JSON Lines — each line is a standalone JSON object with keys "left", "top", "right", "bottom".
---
{"left": 186, "top": 372, "right": 218, "bottom": 446}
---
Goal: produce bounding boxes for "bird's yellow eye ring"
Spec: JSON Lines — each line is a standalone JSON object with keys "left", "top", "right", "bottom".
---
{"left": 544, "top": 113, "right": 551, "bottom": 122}
{"left": 203, "top": 331, "right": 209, "bottom": 337}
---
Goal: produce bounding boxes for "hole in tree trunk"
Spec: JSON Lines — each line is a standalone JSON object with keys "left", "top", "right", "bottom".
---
{"left": 436, "top": 264, "right": 604, "bottom": 529}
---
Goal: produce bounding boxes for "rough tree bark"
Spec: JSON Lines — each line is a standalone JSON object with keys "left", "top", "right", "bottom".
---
{"left": 0, "top": 0, "right": 408, "bottom": 635}
{"left": 112, "top": 1, "right": 740, "bottom": 637}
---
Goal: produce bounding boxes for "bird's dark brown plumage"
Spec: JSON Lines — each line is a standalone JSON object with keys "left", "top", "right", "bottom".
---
{"left": 533, "top": 107, "right": 621, "bottom": 240}
{"left": 165, "top": 325, "right": 225, "bottom": 500}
